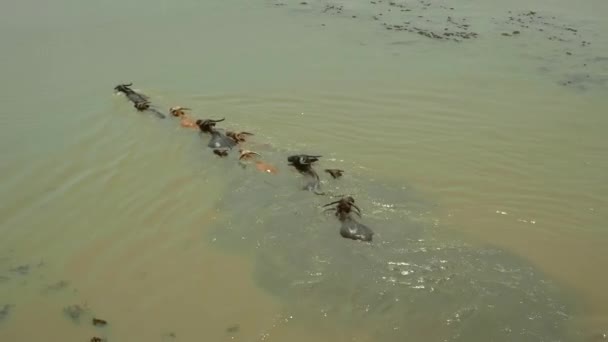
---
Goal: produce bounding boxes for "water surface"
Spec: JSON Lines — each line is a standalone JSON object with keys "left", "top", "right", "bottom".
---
{"left": 1, "top": 0, "right": 607, "bottom": 341}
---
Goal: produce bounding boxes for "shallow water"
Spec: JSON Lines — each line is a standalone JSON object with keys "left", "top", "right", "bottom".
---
{"left": 1, "top": 0, "right": 608, "bottom": 341}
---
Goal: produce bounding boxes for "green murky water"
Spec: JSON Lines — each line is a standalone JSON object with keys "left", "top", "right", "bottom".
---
{"left": 1, "top": 0, "right": 607, "bottom": 341}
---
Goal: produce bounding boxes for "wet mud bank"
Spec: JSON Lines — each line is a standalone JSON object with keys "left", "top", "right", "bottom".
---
{"left": 268, "top": 0, "right": 608, "bottom": 90}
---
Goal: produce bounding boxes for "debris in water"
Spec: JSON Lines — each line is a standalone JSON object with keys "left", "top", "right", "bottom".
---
{"left": 43, "top": 280, "right": 69, "bottom": 293}
{"left": 92, "top": 318, "right": 108, "bottom": 326}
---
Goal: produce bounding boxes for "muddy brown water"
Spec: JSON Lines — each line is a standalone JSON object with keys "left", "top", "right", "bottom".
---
{"left": 1, "top": 0, "right": 607, "bottom": 341}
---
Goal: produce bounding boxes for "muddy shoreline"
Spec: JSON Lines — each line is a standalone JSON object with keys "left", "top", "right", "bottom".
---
{"left": 270, "top": 0, "right": 607, "bottom": 90}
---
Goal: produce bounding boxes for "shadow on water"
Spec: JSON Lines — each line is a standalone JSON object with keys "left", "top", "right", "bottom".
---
{"left": 204, "top": 154, "right": 581, "bottom": 341}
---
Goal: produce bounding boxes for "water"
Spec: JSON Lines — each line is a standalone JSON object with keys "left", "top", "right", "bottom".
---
{"left": 1, "top": 0, "right": 607, "bottom": 341}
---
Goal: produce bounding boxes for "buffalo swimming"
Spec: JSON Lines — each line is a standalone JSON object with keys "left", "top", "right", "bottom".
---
{"left": 195, "top": 118, "right": 237, "bottom": 151}
{"left": 323, "top": 196, "right": 374, "bottom": 242}
{"left": 169, "top": 106, "right": 197, "bottom": 128}
{"left": 113, "top": 84, "right": 370, "bottom": 241}
{"left": 238, "top": 149, "right": 278, "bottom": 174}
{"left": 287, "top": 154, "right": 324, "bottom": 195}
{"left": 114, "top": 83, "right": 166, "bottom": 119}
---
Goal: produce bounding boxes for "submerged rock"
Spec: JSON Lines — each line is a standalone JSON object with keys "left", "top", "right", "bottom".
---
{"left": 0, "top": 304, "right": 13, "bottom": 323}
{"left": 226, "top": 324, "right": 240, "bottom": 333}
{"left": 161, "top": 332, "right": 177, "bottom": 341}
{"left": 9, "top": 265, "right": 30, "bottom": 275}
{"left": 63, "top": 304, "right": 88, "bottom": 323}
{"left": 42, "top": 280, "right": 70, "bottom": 294}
